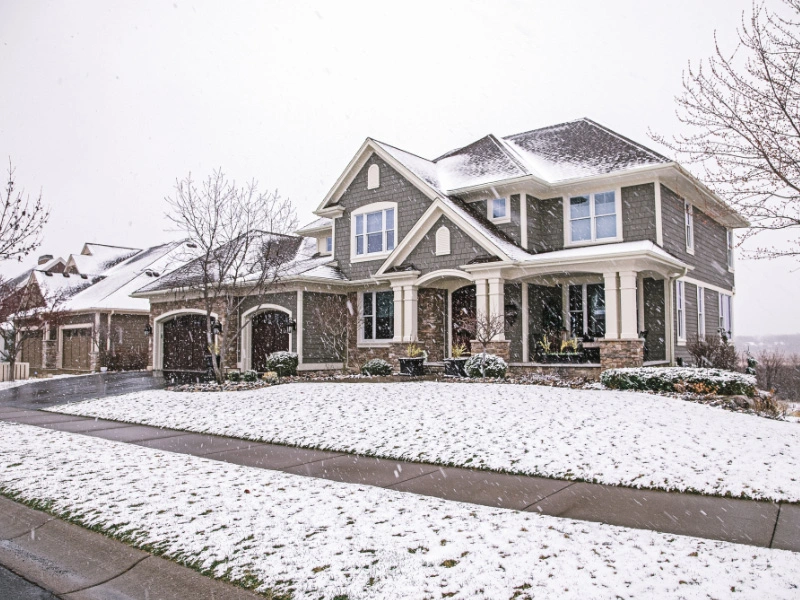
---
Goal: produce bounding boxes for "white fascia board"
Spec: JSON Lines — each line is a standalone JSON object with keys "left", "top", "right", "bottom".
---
{"left": 294, "top": 224, "right": 333, "bottom": 236}
{"left": 316, "top": 139, "right": 440, "bottom": 212}
{"left": 662, "top": 164, "right": 749, "bottom": 228}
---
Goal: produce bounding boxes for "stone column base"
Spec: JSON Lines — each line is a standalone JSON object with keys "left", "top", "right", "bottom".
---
{"left": 598, "top": 338, "right": 644, "bottom": 370}
{"left": 470, "top": 340, "right": 511, "bottom": 361}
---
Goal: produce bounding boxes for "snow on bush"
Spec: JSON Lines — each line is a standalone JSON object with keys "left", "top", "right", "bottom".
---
{"left": 265, "top": 351, "right": 298, "bottom": 377}
{"left": 242, "top": 369, "right": 259, "bottom": 383}
{"left": 601, "top": 367, "right": 756, "bottom": 396}
{"left": 227, "top": 370, "right": 241, "bottom": 382}
{"left": 465, "top": 353, "right": 507, "bottom": 378}
{"left": 361, "top": 359, "right": 392, "bottom": 376}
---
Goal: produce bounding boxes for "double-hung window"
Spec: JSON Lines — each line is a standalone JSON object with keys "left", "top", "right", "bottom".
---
{"left": 569, "top": 191, "right": 617, "bottom": 243}
{"left": 719, "top": 293, "right": 732, "bottom": 338}
{"left": 696, "top": 286, "right": 705, "bottom": 341}
{"left": 685, "top": 201, "right": 694, "bottom": 254}
{"left": 362, "top": 290, "right": 394, "bottom": 341}
{"left": 676, "top": 280, "right": 686, "bottom": 342}
{"left": 355, "top": 207, "right": 395, "bottom": 257}
{"left": 568, "top": 283, "right": 606, "bottom": 339}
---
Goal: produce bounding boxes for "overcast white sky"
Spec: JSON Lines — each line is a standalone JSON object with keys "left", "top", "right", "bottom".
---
{"left": 1, "top": 0, "right": 796, "bottom": 335}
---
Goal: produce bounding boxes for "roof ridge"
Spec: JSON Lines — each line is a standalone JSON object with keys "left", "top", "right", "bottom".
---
{"left": 488, "top": 134, "right": 531, "bottom": 175}
{"left": 579, "top": 118, "right": 670, "bottom": 163}
{"left": 502, "top": 117, "right": 587, "bottom": 140}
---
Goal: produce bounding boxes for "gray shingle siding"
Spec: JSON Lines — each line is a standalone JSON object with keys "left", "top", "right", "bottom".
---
{"left": 528, "top": 197, "right": 564, "bottom": 254}
{"left": 492, "top": 194, "right": 522, "bottom": 246}
{"left": 621, "top": 184, "right": 657, "bottom": 243}
{"left": 302, "top": 292, "right": 346, "bottom": 363}
{"left": 402, "top": 215, "right": 492, "bottom": 274}
{"left": 333, "top": 155, "right": 432, "bottom": 281}
{"left": 661, "top": 185, "right": 734, "bottom": 290}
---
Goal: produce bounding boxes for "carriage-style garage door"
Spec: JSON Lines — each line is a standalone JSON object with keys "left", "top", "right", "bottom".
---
{"left": 62, "top": 328, "right": 91, "bottom": 371}
{"left": 251, "top": 311, "right": 290, "bottom": 372}
{"left": 20, "top": 331, "right": 43, "bottom": 368}
{"left": 162, "top": 314, "right": 211, "bottom": 373}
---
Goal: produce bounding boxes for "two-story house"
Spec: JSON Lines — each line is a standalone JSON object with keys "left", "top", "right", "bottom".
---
{"left": 139, "top": 118, "right": 747, "bottom": 377}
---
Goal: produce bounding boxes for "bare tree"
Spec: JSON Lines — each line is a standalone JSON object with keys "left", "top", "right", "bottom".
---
{"left": 165, "top": 169, "right": 297, "bottom": 383}
{"left": 308, "top": 295, "right": 363, "bottom": 372}
{"left": 0, "top": 277, "right": 70, "bottom": 380}
{"left": 651, "top": 0, "right": 800, "bottom": 259}
{"left": 1, "top": 160, "right": 49, "bottom": 262}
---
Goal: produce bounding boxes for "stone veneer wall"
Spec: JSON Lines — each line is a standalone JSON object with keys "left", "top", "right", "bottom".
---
{"left": 598, "top": 339, "right": 644, "bottom": 370}
{"left": 417, "top": 289, "right": 447, "bottom": 362}
{"left": 470, "top": 340, "right": 511, "bottom": 361}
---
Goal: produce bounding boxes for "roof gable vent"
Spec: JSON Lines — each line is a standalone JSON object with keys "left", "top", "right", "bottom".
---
{"left": 435, "top": 225, "right": 451, "bottom": 256}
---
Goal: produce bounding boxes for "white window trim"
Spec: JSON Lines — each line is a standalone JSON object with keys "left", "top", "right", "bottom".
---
{"left": 350, "top": 201, "right": 397, "bottom": 263}
{"left": 676, "top": 280, "right": 686, "bottom": 345}
{"left": 317, "top": 235, "right": 333, "bottom": 256}
{"left": 487, "top": 197, "right": 511, "bottom": 225}
{"left": 358, "top": 290, "right": 394, "bottom": 347}
{"left": 696, "top": 286, "right": 705, "bottom": 341}
{"left": 719, "top": 292, "right": 733, "bottom": 338}
{"left": 685, "top": 201, "right": 695, "bottom": 255}
{"left": 563, "top": 188, "right": 623, "bottom": 247}
{"left": 727, "top": 229, "right": 735, "bottom": 272}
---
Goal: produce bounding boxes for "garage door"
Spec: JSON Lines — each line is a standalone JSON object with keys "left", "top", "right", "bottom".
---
{"left": 162, "top": 314, "right": 211, "bottom": 372}
{"left": 20, "top": 331, "right": 43, "bottom": 368}
{"left": 62, "top": 328, "right": 91, "bottom": 371}
{"left": 251, "top": 311, "right": 290, "bottom": 371}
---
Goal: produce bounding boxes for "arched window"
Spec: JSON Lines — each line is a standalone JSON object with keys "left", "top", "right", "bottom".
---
{"left": 435, "top": 225, "right": 451, "bottom": 256}
{"left": 367, "top": 164, "right": 380, "bottom": 189}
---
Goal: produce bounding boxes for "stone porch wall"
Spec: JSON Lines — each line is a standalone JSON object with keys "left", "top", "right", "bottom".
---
{"left": 598, "top": 339, "right": 644, "bottom": 370}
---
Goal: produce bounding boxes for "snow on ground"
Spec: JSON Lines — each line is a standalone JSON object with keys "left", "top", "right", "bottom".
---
{"left": 0, "top": 421, "right": 796, "bottom": 600}
{"left": 50, "top": 382, "right": 800, "bottom": 502}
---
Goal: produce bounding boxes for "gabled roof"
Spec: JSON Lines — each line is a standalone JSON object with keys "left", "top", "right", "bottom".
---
{"left": 67, "top": 244, "right": 142, "bottom": 276}
{"left": 295, "top": 217, "right": 333, "bottom": 236}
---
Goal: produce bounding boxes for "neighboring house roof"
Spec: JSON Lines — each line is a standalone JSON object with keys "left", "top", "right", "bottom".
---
{"left": 63, "top": 241, "right": 187, "bottom": 312}
{"left": 31, "top": 270, "right": 95, "bottom": 300}
{"left": 67, "top": 244, "right": 142, "bottom": 276}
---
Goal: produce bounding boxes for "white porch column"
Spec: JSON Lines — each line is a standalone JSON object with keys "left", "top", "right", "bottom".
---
{"left": 619, "top": 271, "right": 639, "bottom": 340}
{"left": 488, "top": 277, "right": 505, "bottom": 341}
{"left": 603, "top": 272, "right": 619, "bottom": 340}
{"left": 297, "top": 291, "right": 304, "bottom": 365}
{"left": 475, "top": 278, "right": 488, "bottom": 324}
{"left": 391, "top": 284, "right": 404, "bottom": 342}
{"left": 402, "top": 284, "right": 418, "bottom": 342}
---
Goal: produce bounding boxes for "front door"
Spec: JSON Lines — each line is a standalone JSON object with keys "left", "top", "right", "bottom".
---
{"left": 451, "top": 285, "right": 476, "bottom": 354}
{"left": 251, "top": 311, "right": 290, "bottom": 371}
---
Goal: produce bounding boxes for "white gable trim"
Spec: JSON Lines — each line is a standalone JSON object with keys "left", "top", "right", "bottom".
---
{"left": 315, "top": 139, "right": 439, "bottom": 213}
{"left": 375, "top": 199, "right": 510, "bottom": 276}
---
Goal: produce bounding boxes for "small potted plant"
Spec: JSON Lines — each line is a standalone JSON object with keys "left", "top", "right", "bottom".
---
{"left": 443, "top": 343, "right": 468, "bottom": 377}
{"left": 399, "top": 343, "right": 425, "bottom": 376}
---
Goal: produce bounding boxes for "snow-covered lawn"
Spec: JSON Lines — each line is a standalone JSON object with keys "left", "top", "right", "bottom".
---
{"left": 0, "top": 422, "right": 796, "bottom": 600}
{"left": 50, "top": 382, "right": 800, "bottom": 502}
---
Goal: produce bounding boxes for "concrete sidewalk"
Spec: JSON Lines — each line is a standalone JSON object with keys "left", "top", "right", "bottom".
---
{"left": 0, "top": 496, "right": 261, "bottom": 599}
{"left": 2, "top": 406, "right": 798, "bottom": 553}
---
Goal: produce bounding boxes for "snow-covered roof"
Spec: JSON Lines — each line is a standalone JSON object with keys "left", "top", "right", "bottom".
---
{"left": 32, "top": 270, "right": 95, "bottom": 300}
{"left": 135, "top": 234, "right": 348, "bottom": 295}
{"left": 64, "top": 241, "right": 186, "bottom": 312}
{"left": 295, "top": 217, "right": 333, "bottom": 236}
{"left": 518, "top": 240, "right": 688, "bottom": 269}
{"left": 67, "top": 244, "right": 142, "bottom": 276}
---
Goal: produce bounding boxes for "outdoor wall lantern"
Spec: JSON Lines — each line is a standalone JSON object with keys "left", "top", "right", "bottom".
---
{"left": 144, "top": 324, "right": 153, "bottom": 336}
{"left": 504, "top": 303, "right": 519, "bottom": 328}
{"left": 212, "top": 321, "right": 223, "bottom": 335}
{"left": 290, "top": 320, "right": 297, "bottom": 332}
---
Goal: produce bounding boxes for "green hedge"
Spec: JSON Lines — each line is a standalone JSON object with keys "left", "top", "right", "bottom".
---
{"left": 265, "top": 351, "right": 299, "bottom": 377}
{"left": 361, "top": 359, "right": 392, "bottom": 376}
{"left": 601, "top": 367, "right": 756, "bottom": 396}
{"left": 465, "top": 353, "right": 508, "bottom": 378}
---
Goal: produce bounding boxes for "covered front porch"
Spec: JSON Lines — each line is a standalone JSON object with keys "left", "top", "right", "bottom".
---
{"left": 375, "top": 242, "right": 688, "bottom": 372}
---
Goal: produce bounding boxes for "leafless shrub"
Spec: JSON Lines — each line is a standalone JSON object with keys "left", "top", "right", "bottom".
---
{"left": 686, "top": 334, "right": 737, "bottom": 370}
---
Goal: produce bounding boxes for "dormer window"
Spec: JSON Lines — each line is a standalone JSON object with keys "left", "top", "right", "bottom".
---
{"left": 367, "top": 164, "right": 380, "bottom": 189}
{"left": 351, "top": 202, "right": 397, "bottom": 261}
{"left": 325, "top": 236, "right": 332, "bottom": 253}
{"left": 488, "top": 198, "right": 509, "bottom": 223}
